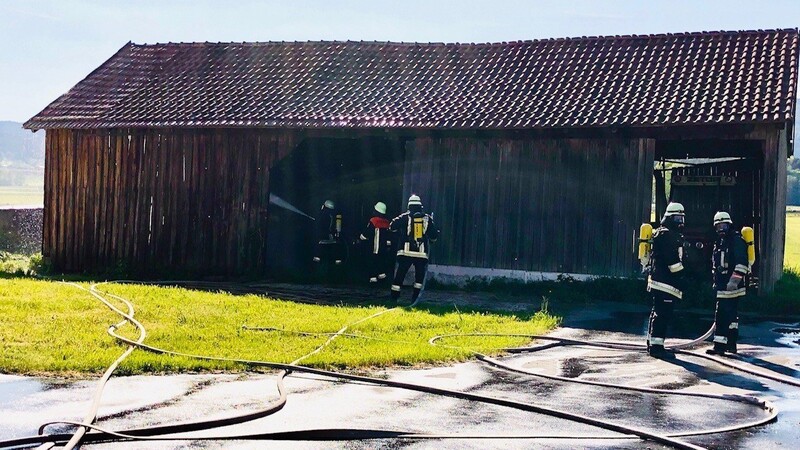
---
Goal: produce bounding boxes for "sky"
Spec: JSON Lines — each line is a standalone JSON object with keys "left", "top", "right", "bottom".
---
{"left": 1, "top": 0, "right": 799, "bottom": 122}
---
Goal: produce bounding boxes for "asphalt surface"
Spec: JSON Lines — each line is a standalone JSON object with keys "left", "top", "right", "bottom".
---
{"left": 1, "top": 287, "right": 798, "bottom": 449}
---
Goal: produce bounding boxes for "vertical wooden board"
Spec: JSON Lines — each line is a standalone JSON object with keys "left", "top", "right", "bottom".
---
{"left": 84, "top": 133, "right": 97, "bottom": 269}
{"left": 121, "top": 129, "right": 133, "bottom": 263}
{"left": 88, "top": 133, "right": 101, "bottom": 268}
{"left": 758, "top": 133, "right": 775, "bottom": 291}
{"left": 78, "top": 132, "right": 89, "bottom": 269}
{"left": 130, "top": 131, "right": 143, "bottom": 265}
{"left": 56, "top": 130, "right": 66, "bottom": 268}
{"left": 186, "top": 130, "right": 201, "bottom": 269}
{"left": 65, "top": 130, "right": 76, "bottom": 271}
{"left": 158, "top": 130, "right": 172, "bottom": 265}
{"left": 110, "top": 131, "right": 122, "bottom": 262}
{"left": 100, "top": 132, "right": 113, "bottom": 266}
{"left": 175, "top": 131, "right": 189, "bottom": 267}
{"left": 58, "top": 130, "right": 68, "bottom": 270}
{"left": 123, "top": 131, "right": 138, "bottom": 262}
{"left": 42, "top": 131, "right": 52, "bottom": 256}
{"left": 115, "top": 130, "right": 127, "bottom": 264}
{"left": 141, "top": 131, "right": 156, "bottom": 266}
{"left": 172, "top": 130, "right": 184, "bottom": 267}
{"left": 52, "top": 131, "right": 60, "bottom": 266}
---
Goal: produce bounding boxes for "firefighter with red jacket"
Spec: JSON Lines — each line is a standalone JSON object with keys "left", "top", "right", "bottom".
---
{"left": 390, "top": 194, "right": 439, "bottom": 302}
{"left": 359, "top": 202, "right": 393, "bottom": 284}
{"left": 706, "top": 211, "right": 749, "bottom": 356}
{"left": 646, "top": 202, "right": 688, "bottom": 358}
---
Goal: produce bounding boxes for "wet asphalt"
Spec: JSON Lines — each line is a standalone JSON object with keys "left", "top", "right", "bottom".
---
{"left": 0, "top": 289, "right": 798, "bottom": 450}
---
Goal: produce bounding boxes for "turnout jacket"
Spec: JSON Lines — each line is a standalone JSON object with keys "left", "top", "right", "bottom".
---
{"left": 647, "top": 226, "right": 686, "bottom": 299}
{"left": 317, "top": 209, "right": 340, "bottom": 243}
{"left": 712, "top": 231, "right": 749, "bottom": 298}
{"left": 359, "top": 216, "right": 392, "bottom": 255}
{"left": 390, "top": 211, "right": 440, "bottom": 259}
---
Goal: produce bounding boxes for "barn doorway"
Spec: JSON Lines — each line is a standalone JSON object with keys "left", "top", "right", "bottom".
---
{"left": 266, "top": 136, "right": 405, "bottom": 278}
{"left": 653, "top": 139, "right": 763, "bottom": 281}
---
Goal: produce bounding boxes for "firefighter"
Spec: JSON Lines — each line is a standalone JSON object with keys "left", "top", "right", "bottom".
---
{"left": 707, "top": 211, "right": 749, "bottom": 356}
{"left": 390, "top": 194, "right": 439, "bottom": 302}
{"left": 646, "top": 202, "right": 687, "bottom": 358}
{"left": 312, "top": 200, "right": 344, "bottom": 266}
{"left": 359, "top": 202, "right": 393, "bottom": 284}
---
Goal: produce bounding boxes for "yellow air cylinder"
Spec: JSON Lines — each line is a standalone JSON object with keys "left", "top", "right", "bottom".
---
{"left": 413, "top": 217, "right": 424, "bottom": 240}
{"left": 335, "top": 214, "right": 342, "bottom": 234}
{"left": 638, "top": 223, "right": 653, "bottom": 261}
{"left": 741, "top": 226, "right": 756, "bottom": 267}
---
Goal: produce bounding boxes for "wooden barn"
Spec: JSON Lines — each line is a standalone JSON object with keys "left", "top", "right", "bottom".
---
{"left": 25, "top": 29, "right": 798, "bottom": 292}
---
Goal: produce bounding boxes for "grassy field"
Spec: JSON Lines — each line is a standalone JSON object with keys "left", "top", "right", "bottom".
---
{"left": 0, "top": 186, "right": 43, "bottom": 206}
{"left": 785, "top": 212, "right": 800, "bottom": 269}
{"left": 0, "top": 277, "right": 558, "bottom": 375}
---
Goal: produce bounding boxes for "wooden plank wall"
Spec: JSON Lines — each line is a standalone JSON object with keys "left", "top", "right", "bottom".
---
{"left": 758, "top": 127, "right": 789, "bottom": 292}
{"left": 43, "top": 128, "right": 294, "bottom": 275}
{"left": 403, "top": 137, "right": 655, "bottom": 277}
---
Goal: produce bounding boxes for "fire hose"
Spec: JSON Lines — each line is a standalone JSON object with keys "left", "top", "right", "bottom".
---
{"left": 2, "top": 281, "right": 797, "bottom": 449}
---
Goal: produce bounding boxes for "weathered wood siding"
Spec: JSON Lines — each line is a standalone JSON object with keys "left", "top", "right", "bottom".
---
{"left": 403, "top": 137, "right": 655, "bottom": 277}
{"left": 759, "top": 127, "right": 789, "bottom": 291}
{"left": 43, "top": 128, "right": 294, "bottom": 274}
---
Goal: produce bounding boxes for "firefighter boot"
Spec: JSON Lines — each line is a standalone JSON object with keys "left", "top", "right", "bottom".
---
{"left": 705, "top": 344, "right": 727, "bottom": 356}
{"left": 648, "top": 344, "right": 673, "bottom": 359}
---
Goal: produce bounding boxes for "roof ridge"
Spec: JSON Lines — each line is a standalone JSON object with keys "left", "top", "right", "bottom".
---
{"left": 25, "top": 29, "right": 800, "bottom": 131}
{"left": 129, "top": 29, "right": 800, "bottom": 48}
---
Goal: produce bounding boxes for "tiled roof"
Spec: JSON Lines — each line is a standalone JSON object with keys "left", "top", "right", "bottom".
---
{"left": 25, "top": 29, "right": 800, "bottom": 130}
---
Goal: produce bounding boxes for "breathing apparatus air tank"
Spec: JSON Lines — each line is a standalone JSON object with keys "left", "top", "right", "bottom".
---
{"left": 741, "top": 226, "right": 756, "bottom": 267}
{"left": 638, "top": 223, "right": 653, "bottom": 263}
{"left": 413, "top": 216, "right": 424, "bottom": 240}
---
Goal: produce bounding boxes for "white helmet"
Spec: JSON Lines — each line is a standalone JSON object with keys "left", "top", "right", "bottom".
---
{"left": 374, "top": 202, "right": 387, "bottom": 215}
{"left": 713, "top": 211, "right": 732, "bottom": 225}
{"left": 407, "top": 194, "right": 422, "bottom": 208}
{"left": 661, "top": 202, "right": 685, "bottom": 227}
{"left": 664, "top": 202, "right": 685, "bottom": 217}
{"left": 323, "top": 200, "right": 335, "bottom": 210}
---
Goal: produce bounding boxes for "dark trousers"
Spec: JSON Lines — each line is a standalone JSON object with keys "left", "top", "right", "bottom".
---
{"left": 712, "top": 296, "right": 739, "bottom": 351}
{"left": 367, "top": 251, "right": 392, "bottom": 283}
{"left": 313, "top": 241, "right": 345, "bottom": 264}
{"left": 391, "top": 255, "right": 427, "bottom": 301}
{"left": 648, "top": 290, "right": 676, "bottom": 350}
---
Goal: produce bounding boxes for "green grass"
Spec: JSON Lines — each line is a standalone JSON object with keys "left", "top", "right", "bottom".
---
{"left": 0, "top": 186, "right": 43, "bottom": 206}
{"left": 0, "top": 277, "right": 559, "bottom": 375}
{"left": 785, "top": 212, "right": 800, "bottom": 269}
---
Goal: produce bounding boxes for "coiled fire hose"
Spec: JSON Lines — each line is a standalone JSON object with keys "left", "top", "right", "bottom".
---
{"left": 2, "top": 281, "right": 797, "bottom": 449}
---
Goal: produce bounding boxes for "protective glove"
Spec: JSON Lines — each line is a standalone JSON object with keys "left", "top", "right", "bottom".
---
{"left": 726, "top": 274, "right": 743, "bottom": 291}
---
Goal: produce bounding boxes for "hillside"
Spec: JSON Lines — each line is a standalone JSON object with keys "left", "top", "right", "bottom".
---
{"left": 0, "top": 121, "right": 44, "bottom": 188}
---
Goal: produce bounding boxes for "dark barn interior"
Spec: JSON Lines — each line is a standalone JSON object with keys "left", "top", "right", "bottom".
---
{"left": 654, "top": 139, "right": 765, "bottom": 282}
{"left": 266, "top": 136, "right": 405, "bottom": 274}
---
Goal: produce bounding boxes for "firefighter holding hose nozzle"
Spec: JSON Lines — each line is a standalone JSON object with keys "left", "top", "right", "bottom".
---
{"left": 313, "top": 200, "right": 345, "bottom": 269}
{"left": 707, "top": 211, "right": 752, "bottom": 356}
{"left": 390, "top": 194, "right": 439, "bottom": 303}
{"left": 643, "top": 202, "right": 688, "bottom": 358}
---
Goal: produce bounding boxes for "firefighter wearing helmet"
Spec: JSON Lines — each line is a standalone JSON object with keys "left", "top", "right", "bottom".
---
{"left": 389, "top": 194, "right": 440, "bottom": 302}
{"left": 645, "top": 202, "right": 687, "bottom": 358}
{"left": 706, "top": 211, "right": 749, "bottom": 356}
{"left": 312, "top": 199, "right": 344, "bottom": 266}
{"left": 359, "top": 201, "right": 393, "bottom": 284}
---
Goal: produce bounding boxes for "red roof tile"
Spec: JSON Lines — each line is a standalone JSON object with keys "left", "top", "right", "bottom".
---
{"left": 24, "top": 29, "right": 800, "bottom": 130}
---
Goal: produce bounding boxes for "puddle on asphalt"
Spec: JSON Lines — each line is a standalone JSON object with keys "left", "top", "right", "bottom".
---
{"left": 569, "top": 310, "right": 714, "bottom": 339}
{"left": 0, "top": 377, "right": 70, "bottom": 404}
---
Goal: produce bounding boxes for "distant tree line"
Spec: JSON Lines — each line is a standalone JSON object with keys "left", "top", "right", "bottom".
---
{"left": 788, "top": 156, "right": 800, "bottom": 206}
